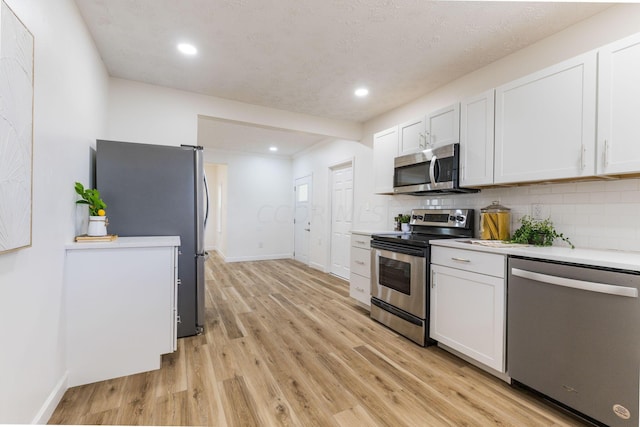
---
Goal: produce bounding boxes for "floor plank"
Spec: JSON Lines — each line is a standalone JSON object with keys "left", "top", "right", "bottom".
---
{"left": 49, "top": 253, "right": 588, "bottom": 426}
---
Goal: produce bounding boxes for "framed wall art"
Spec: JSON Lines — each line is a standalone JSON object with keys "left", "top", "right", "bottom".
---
{"left": 0, "top": 0, "right": 34, "bottom": 254}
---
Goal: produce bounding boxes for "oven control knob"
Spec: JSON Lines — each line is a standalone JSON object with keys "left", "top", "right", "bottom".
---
{"left": 456, "top": 215, "right": 465, "bottom": 222}
{"left": 449, "top": 215, "right": 455, "bottom": 221}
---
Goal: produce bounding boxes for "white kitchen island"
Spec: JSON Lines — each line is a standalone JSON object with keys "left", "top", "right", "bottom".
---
{"left": 64, "top": 236, "right": 180, "bottom": 387}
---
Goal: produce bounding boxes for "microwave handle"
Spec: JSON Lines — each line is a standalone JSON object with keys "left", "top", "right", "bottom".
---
{"left": 429, "top": 154, "right": 437, "bottom": 185}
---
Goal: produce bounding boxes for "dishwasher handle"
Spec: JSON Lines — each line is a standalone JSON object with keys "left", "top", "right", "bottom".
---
{"left": 511, "top": 268, "right": 638, "bottom": 298}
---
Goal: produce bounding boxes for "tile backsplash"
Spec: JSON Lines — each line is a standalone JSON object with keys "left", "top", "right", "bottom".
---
{"left": 385, "top": 178, "right": 640, "bottom": 252}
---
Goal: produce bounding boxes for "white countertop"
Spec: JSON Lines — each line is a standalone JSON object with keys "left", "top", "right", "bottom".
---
{"left": 430, "top": 239, "right": 640, "bottom": 271}
{"left": 66, "top": 235, "right": 181, "bottom": 250}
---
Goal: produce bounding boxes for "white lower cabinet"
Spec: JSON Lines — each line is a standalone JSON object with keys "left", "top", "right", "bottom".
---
{"left": 65, "top": 236, "right": 180, "bottom": 387}
{"left": 349, "top": 232, "right": 372, "bottom": 308}
{"left": 430, "top": 247, "right": 506, "bottom": 373}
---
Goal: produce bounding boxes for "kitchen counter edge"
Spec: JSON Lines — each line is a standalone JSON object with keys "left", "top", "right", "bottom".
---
{"left": 66, "top": 235, "right": 181, "bottom": 250}
{"left": 429, "top": 239, "right": 640, "bottom": 272}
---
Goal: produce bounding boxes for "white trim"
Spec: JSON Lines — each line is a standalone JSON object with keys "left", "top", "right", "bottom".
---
{"left": 309, "top": 261, "right": 328, "bottom": 272}
{"left": 32, "top": 371, "right": 68, "bottom": 424}
{"left": 437, "top": 343, "right": 511, "bottom": 384}
{"left": 224, "top": 253, "right": 293, "bottom": 263}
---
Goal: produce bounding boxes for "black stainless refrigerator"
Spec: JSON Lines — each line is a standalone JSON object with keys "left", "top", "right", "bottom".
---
{"left": 96, "top": 140, "right": 207, "bottom": 338}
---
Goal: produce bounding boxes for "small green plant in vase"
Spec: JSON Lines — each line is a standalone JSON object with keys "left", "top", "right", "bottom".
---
{"left": 74, "top": 182, "right": 106, "bottom": 216}
{"left": 510, "top": 215, "right": 574, "bottom": 249}
{"left": 399, "top": 214, "right": 411, "bottom": 232}
{"left": 75, "top": 182, "right": 108, "bottom": 236}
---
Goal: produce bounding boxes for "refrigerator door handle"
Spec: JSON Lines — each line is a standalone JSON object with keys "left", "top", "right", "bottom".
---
{"left": 203, "top": 172, "right": 210, "bottom": 228}
{"left": 194, "top": 147, "right": 206, "bottom": 254}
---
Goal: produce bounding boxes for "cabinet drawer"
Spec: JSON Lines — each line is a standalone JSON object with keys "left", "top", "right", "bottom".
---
{"left": 351, "top": 234, "right": 371, "bottom": 250}
{"left": 349, "top": 273, "right": 371, "bottom": 307}
{"left": 431, "top": 246, "right": 505, "bottom": 278}
{"left": 350, "top": 246, "right": 371, "bottom": 277}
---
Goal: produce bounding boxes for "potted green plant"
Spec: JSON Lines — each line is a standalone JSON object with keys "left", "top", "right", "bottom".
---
{"left": 510, "top": 215, "right": 574, "bottom": 249}
{"left": 399, "top": 214, "right": 411, "bottom": 232}
{"left": 74, "top": 182, "right": 108, "bottom": 236}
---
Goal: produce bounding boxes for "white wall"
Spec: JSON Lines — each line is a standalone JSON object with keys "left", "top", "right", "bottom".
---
{"left": 203, "top": 150, "right": 293, "bottom": 261}
{"left": 353, "top": 4, "right": 640, "bottom": 252}
{"left": 0, "top": 0, "right": 109, "bottom": 423}
{"left": 292, "top": 138, "right": 387, "bottom": 271}
{"left": 107, "top": 78, "right": 362, "bottom": 147}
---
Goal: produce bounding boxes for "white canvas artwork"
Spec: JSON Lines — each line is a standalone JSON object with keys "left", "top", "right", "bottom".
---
{"left": 0, "top": 0, "right": 33, "bottom": 254}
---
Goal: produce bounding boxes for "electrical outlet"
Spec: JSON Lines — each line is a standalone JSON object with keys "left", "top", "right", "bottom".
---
{"left": 531, "top": 203, "right": 543, "bottom": 219}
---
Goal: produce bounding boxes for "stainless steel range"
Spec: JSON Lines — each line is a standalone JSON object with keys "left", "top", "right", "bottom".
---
{"left": 370, "top": 208, "right": 474, "bottom": 346}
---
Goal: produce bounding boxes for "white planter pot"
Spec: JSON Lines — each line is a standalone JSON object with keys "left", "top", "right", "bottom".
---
{"left": 87, "top": 215, "right": 108, "bottom": 236}
{"left": 401, "top": 223, "right": 410, "bottom": 232}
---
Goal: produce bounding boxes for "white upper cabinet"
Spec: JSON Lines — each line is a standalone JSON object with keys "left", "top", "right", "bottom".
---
{"left": 427, "top": 103, "right": 460, "bottom": 149}
{"left": 460, "top": 90, "right": 495, "bottom": 187}
{"left": 398, "top": 117, "right": 427, "bottom": 155}
{"left": 373, "top": 125, "right": 398, "bottom": 194}
{"left": 597, "top": 33, "right": 640, "bottom": 176}
{"left": 494, "top": 51, "right": 597, "bottom": 184}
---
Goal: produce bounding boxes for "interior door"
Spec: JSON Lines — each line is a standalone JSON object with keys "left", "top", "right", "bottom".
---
{"left": 330, "top": 163, "right": 353, "bottom": 279}
{"left": 294, "top": 175, "right": 311, "bottom": 265}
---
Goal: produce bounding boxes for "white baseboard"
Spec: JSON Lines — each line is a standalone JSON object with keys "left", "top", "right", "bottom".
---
{"left": 309, "top": 261, "right": 327, "bottom": 272}
{"left": 32, "top": 371, "right": 68, "bottom": 424}
{"left": 436, "top": 343, "right": 511, "bottom": 384}
{"left": 224, "top": 253, "right": 292, "bottom": 263}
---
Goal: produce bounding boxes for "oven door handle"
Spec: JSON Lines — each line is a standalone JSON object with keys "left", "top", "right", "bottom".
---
{"left": 371, "top": 243, "right": 426, "bottom": 258}
{"left": 429, "top": 154, "right": 437, "bottom": 185}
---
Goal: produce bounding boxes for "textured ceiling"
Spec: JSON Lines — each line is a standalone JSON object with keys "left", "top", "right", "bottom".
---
{"left": 74, "top": 0, "right": 611, "bottom": 155}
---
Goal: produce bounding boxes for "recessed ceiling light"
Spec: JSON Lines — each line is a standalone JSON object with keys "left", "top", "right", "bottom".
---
{"left": 269, "top": 146, "right": 278, "bottom": 152}
{"left": 177, "top": 43, "right": 197, "bottom": 55}
{"left": 354, "top": 87, "right": 369, "bottom": 97}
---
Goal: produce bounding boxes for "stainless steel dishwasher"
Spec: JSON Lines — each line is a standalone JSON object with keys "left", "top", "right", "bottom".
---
{"left": 508, "top": 257, "right": 640, "bottom": 427}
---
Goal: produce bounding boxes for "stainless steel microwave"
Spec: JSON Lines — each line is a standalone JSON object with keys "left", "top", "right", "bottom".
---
{"left": 393, "top": 143, "right": 478, "bottom": 194}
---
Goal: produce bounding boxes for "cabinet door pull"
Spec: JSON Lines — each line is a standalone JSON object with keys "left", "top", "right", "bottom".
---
{"left": 580, "top": 144, "right": 586, "bottom": 170}
{"left": 451, "top": 257, "right": 471, "bottom": 262}
{"left": 604, "top": 139, "right": 609, "bottom": 167}
{"left": 355, "top": 240, "right": 366, "bottom": 245}
{"left": 424, "top": 131, "right": 433, "bottom": 148}
{"left": 355, "top": 260, "right": 365, "bottom": 265}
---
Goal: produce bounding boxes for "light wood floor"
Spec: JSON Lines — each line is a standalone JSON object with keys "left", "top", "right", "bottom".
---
{"left": 49, "top": 253, "right": 587, "bottom": 426}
